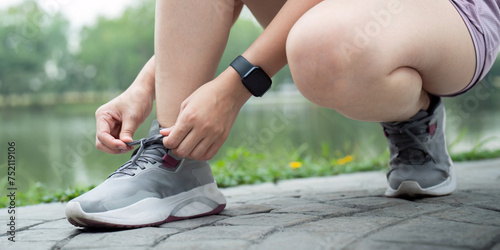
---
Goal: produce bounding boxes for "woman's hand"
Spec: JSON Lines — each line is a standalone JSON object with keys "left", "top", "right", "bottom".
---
{"left": 95, "top": 86, "right": 154, "bottom": 154}
{"left": 161, "top": 68, "right": 251, "bottom": 160}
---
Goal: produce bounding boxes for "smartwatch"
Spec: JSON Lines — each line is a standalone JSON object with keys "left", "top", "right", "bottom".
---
{"left": 230, "top": 55, "right": 272, "bottom": 97}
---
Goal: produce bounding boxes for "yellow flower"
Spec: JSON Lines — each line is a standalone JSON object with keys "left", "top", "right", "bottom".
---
{"left": 289, "top": 161, "right": 303, "bottom": 169}
{"left": 337, "top": 155, "right": 354, "bottom": 165}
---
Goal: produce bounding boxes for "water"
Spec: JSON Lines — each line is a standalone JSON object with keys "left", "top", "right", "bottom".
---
{"left": 1, "top": 88, "right": 500, "bottom": 192}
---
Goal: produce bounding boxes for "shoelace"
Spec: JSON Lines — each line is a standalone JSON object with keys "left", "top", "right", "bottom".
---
{"left": 382, "top": 115, "right": 437, "bottom": 164}
{"left": 109, "top": 134, "right": 166, "bottom": 177}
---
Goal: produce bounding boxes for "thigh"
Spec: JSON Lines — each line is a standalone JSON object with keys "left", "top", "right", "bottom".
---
{"left": 300, "top": 0, "right": 476, "bottom": 96}
{"left": 383, "top": 0, "right": 476, "bottom": 95}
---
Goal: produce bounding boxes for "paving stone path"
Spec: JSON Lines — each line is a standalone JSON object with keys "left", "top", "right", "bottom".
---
{"left": 1, "top": 159, "right": 499, "bottom": 249}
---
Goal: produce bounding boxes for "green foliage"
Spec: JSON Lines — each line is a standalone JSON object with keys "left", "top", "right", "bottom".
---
{"left": 450, "top": 132, "right": 500, "bottom": 161}
{"left": 1, "top": 0, "right": 500, "bottom": 209}
{"left": 0, "top": 0, "right": 298, "bottom": 97}
{"left": 0, "top": 182, "right": 94, "bottom": 208}
{"left": 211, "top": 143, "right": 388, "bottom": 188}
{"left": 3, "top": 0, "right": 496, "bottom": 96}
{"left": 0, "top": 0, "right": 70, "bottom": 94}
{"left": 451, "top": 149, "right": 500, "bottom": 161}
{"left": 1, "top": 142, "right": 499, "bottom": 208}
{"left": 77, "top": 1, "right": 155, "bottom": 92}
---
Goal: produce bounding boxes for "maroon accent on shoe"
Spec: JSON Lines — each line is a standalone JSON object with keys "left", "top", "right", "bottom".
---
{"left": 67, "top": 218, "right": 81, "bottom": 227}
{"left": 162, "top": 154, "right": 179, "bottom": 168}
{"left": 383, "top": 130, "right": 389, "bottom": 138}
{"left": 163, "top": 204, "right": 226, "bottom": 223}
{"left": 68, "top": 204, "right": 226, "bottom": 229}
{"left": 429, "top": 122, "right": 437, "bottom": 136}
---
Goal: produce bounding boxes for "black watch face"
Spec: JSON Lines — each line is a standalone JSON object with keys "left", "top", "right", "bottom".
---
{"left": 243, "top": 67, "right": 272, "bottom": 97}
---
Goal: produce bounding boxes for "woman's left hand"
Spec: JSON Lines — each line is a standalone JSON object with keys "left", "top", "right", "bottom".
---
{"left": 161, "top": 68, "right": 251, "bottom": 160}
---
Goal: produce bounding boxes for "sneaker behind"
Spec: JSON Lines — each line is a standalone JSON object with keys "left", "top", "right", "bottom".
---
{"left": 381, "top": 96, "right": 456, "bottom": 197}
{"left": 65, "top": 120, "right": 226, "bottom": 228}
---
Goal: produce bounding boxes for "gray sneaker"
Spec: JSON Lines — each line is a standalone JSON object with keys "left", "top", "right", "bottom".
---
{"left": 381, "top": 96, "right": 456, "bottom": 197}
{"left": 65, "top": 120, "right": 226, "bottom": 228}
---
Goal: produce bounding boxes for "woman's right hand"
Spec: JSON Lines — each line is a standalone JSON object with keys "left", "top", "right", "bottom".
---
{"left": 95, "top": 87, "right": 154, "bottom": 154}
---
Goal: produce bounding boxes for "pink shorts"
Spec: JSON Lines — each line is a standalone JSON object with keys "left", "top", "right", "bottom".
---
{"left": 448, "top": 0, "right": 500, "bottom": 96}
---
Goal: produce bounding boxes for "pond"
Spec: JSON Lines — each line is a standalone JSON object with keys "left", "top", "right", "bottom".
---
{"left": 1, "top": 82, "right": 500, "bottom": 192}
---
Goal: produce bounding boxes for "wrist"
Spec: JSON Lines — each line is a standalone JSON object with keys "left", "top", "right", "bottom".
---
{"left": 218, "top": 67, "right": 252, "bottom": 107}
{"left": 124, "top": 81, "right": 155, "bottom": 104}
{"left": 230, "top": 55, "right": 273, "bottom": 97}
{"left": 127, "top": 55, "right": 156, "bottom": 102}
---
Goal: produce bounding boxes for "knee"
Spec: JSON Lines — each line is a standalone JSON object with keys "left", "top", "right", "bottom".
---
{"left": 286, "top": 1, "right": 391, "bottom": 112}
{"left": 286, "top": 8, "right": 357, "bottom": 110}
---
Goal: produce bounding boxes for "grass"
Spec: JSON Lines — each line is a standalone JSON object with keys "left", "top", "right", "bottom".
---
{"left": 1, "top": 141, "right": 499, "bottom": 208}
{"left": 0, "top": 183, "right": 95, "bottom": 208}
{"left": 211, "top": 144, "right": 389, "bottom": 188}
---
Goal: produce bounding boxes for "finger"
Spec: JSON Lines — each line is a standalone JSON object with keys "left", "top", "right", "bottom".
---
{"left": 96, "top": 115, "right": 128, "bottom": 151}
{"left": 119, "top": 118, "right": 139, "bottom": 143}
{"left": 159, "top": 127, "right": 173, "bottom": 137}
{"left": 187, "top": 137, "right": 213, "bottom": 160}
{"left": 170, "top": 128, "right": 202, "bottom": 158}
{"left": 96, "top": 132, "right": 129, "bottom": 151}
{"left": 188, "top": 126, "right": 225, "bottom": 160}
{"left": 163, "top": 123, "right": 192, "bottom": 150}
{"left": 96, "top": 126, "right": 128, "bottom": 150}
{"left": 96, "top": 137, "right": 128, "bottom": 154}
{"left": 202, "top": 135, "right": 227, "bottom": 161}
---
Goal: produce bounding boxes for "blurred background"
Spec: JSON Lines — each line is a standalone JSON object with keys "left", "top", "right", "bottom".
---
{"left": 1, "top": 0, "right": 499, "bottom": 194}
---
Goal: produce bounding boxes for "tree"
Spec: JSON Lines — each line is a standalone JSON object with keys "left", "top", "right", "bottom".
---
{"left": 76, "top": 1, "right": 155, "bottom": 92}
{"left": 0, "top": 0, "right": 70, "bottom": 94}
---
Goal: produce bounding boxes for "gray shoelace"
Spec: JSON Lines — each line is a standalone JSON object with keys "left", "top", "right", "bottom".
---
{"left": 382, "top": 115, "right": 437, "bottom": 164}
{"left": 109, "top": 134, "right": 165, "bottom": 177}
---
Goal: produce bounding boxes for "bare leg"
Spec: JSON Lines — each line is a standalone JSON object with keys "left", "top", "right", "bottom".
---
{"left": 154, "top": 0, "right": 243, "bottom": 128}
{"left": 157, "top": 0, "right": 320, "bottom": 160}
{"left": 154, "top": 0, "right": 292, "bottom": 127}
{"left": 286, "top": 0, "right": 475, "bottom": 122}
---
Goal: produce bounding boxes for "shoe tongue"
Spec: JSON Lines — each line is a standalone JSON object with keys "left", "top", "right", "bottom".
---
{"left": 145, "top": 120, "right": 180, "bottom": 160}
{"left": 148, "top": 120, "right": 161, "bottom": 137}
{"left": 398, "top": 149, "right": 429, "bottom": 165}
{"left": 146, "top": 120, "right": 170, "bottom": 155}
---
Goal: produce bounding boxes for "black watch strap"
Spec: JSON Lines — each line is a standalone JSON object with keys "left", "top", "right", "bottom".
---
{"left": 230, "top": 55, "right": 254, "bottom": 78}
{"left": 230, "top": 55, "right": 272, "bottom": 97}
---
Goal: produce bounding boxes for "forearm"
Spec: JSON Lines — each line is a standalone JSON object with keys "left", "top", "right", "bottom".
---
{"left": 223, "top": 0, "right": 323, "bottom": 103}
{"left": 243, "top": 0, "right": 323, "bottom": 77}
{"left": 125, "top": 55, "right": 156, "bottom": 101}
{"left": 160, "top": 0, "right": 323, "bottom": 159}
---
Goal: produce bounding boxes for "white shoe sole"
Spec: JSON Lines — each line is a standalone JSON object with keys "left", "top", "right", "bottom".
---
{"left": 384, "top": 165, "right": 457, "bottom": 197}
{"left": 65, "top": 182, "right": 226, "bottom": 228}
